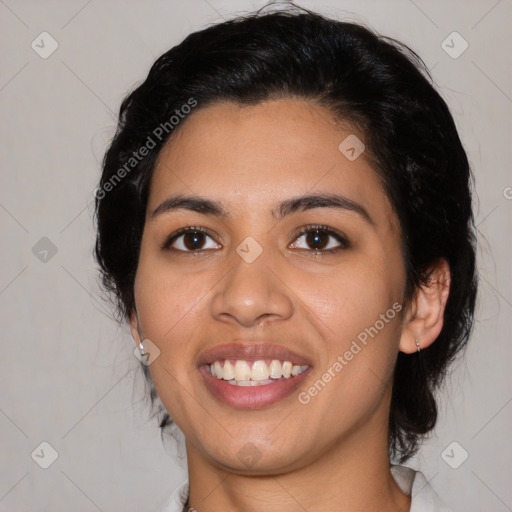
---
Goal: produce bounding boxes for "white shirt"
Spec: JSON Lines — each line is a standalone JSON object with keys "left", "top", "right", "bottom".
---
{"left": 156, "top": 465, "right": 452, "bottom": 511}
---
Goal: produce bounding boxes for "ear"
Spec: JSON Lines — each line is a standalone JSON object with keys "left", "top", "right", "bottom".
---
{"left": 129, "top": 309, "right": 142, "bottom": 346}
{"left": 399, "top": 258, "right": 451, "bottom": 354}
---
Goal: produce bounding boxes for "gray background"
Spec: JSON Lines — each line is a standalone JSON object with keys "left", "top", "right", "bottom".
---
{"left": 1, "top": 0, "right": 511, "bottom": 510}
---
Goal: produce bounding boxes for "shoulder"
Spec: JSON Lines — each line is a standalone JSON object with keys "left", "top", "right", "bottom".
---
{"left": 156, "top": 479, "right": 189, "bottom": 512}
{"left": 391, "top": 465, "right": 453, "bottom": 512}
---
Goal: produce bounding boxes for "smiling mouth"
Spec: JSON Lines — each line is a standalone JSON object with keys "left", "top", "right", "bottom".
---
{"left": 197, "top": 342, "right": 313, "bottom": 408}
{"left": 204, "top": 358, "right": 310, "bottom": 386}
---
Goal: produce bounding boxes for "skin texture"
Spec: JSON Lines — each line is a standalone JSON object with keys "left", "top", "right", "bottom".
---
{"left": 129, "top": 99, "right": 450, "bottom": 512}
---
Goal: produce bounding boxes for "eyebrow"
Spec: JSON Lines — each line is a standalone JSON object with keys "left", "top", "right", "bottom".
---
{"left": 151, "top": 192, "right": 373, "bottom": 224}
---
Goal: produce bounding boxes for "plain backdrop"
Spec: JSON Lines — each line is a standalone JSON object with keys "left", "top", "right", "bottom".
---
{"left": 1, "top": 0, "right": 511, "bottom": 511}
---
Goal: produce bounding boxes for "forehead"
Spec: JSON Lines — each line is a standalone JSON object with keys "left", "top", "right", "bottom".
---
{"left": 149, "top": 99, "right": 395, "bottom": 225}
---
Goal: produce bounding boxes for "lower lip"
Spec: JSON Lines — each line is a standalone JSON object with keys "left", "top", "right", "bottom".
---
{"left": 199, "top": 365, "right": 311, "bottom": 409}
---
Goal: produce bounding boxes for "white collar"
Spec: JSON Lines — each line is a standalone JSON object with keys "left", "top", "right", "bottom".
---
{"left": 157, "top": 465, "right": 452, "bottom": 512}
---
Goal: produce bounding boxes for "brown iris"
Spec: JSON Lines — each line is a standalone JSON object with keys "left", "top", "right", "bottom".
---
{"left": 183, "top": 231, "right": 206, "bottom": 251}
{"left": 305, "top": 229, "right": 329, "bottom": 250}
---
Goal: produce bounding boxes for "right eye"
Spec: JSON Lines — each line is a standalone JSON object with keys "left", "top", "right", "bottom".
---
{"left": 162, "top": 227, "right": 221, "bottom": 253}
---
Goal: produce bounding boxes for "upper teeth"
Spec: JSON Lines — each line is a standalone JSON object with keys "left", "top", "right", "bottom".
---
{"left": 210, "top": 359, "right": 309, "bottom": 381}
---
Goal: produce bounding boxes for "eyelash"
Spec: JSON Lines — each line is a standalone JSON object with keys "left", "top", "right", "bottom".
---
{"left": 162, "top": 224, "right": 350, "bottom": 256}
{"left": 291, "top": 224, "right": 350, "bottom": 254}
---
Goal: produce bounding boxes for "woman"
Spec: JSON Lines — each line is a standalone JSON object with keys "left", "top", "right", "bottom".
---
{"left": 95, "top": 6, "right": 477, "bottom": 511}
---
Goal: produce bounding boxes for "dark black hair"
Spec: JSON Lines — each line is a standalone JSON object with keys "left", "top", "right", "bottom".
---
{"left": 94, "top": 5, "right": 477, "bottom": 463}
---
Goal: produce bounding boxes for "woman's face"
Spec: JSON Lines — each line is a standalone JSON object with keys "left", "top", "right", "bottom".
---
{"left": 132, "top": 99, "right": 407, "bottom": 473}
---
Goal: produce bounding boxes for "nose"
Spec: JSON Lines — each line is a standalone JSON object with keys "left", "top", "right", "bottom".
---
{"left": 210, "top": 247, "right": 294, "bottom": 328}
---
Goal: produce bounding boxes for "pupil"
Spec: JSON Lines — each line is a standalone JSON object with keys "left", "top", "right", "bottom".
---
{"left": 184, "top": 232, "right": 204, "bottom": 250}
{"left": 306, "top": 229, "right": 327, "bottom": 250}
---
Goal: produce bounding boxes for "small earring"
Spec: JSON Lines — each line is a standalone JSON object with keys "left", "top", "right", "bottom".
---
{"left": 415, "top": 338, "right": 421, "bottom": 353}
{"left": 138, "top": 341, "right": 145, "bottom": 355}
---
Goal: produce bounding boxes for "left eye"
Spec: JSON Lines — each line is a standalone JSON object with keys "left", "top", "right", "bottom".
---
{"left": 290, "top": 227, "right": 348, "bottom": 252}
{"left": 165, "top": 229, "right": 221, "bottom": 252}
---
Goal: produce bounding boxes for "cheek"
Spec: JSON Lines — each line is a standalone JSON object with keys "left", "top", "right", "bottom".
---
{"left": 133, "top": 249, "right": 210, "bottom": 342}
{"left": 295, "top": 273, "right": 402, "bottom": 432}
{"left": 292, "top": 250, "right": 404, "bottom": 413}
{"left": 133, "top": 259, "right": 208, "bottom": 425}
{"left": 298, "top": 253, "right": 404, "bottom": 342}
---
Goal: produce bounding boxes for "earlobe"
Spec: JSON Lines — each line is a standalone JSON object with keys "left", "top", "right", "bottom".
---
{"left": 399, "top": 259, "right": 451, "bottom": 354}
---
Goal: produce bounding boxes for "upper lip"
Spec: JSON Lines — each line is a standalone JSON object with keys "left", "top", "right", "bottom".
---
{"left": 197, "top": 342, "right": 313, "bottom": 367}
